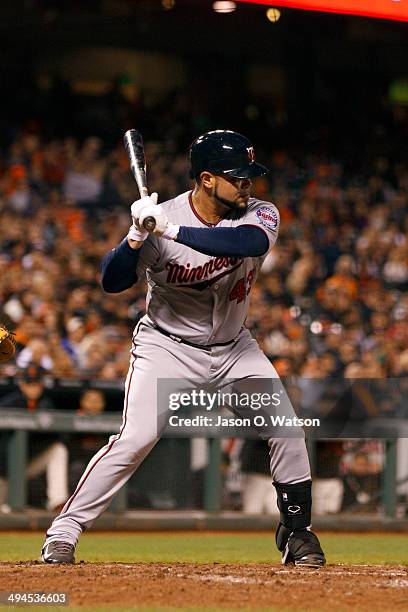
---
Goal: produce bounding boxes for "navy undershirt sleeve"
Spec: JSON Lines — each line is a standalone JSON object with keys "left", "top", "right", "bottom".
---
{"left": 100, "top": 238, "right": 141, "bottom": 293}
{"left": 176, "top": 225, "right": 269, "bottom": 258}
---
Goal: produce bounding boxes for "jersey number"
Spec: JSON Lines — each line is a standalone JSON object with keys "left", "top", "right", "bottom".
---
{"left": 229, "top": 269, "right": 255, "bottom": 304}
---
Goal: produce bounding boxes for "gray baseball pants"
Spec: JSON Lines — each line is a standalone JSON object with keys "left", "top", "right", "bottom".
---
{"left": 45, "top": 320, "right": 310, "bottom": 546}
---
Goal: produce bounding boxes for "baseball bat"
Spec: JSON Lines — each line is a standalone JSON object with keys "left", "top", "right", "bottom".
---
{"left": 123, "top": 129, "right": 156, "bottom": 231}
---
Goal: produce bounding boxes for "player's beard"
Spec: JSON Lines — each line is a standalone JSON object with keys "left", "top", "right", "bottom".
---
{"left": 213, "top": 185, "right": 248, "bottom": 211}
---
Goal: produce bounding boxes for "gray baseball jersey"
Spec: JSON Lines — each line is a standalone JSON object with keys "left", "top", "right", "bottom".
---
{"left": 138, "top": 191, "right": 280, "bottom": 344}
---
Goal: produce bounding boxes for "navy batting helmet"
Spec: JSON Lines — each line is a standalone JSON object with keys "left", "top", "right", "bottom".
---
{"left": 189, "top": 130, "right": 269, "bottom": 180}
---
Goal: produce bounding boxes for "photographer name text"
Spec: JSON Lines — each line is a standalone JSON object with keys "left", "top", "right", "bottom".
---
{"left": 168, "top": 415, "right": 320, "bottom": 428}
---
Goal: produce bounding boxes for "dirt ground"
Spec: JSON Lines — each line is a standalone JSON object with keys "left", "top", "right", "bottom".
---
{"left": 1, "top": 562, "right": 408, "bottom": 611}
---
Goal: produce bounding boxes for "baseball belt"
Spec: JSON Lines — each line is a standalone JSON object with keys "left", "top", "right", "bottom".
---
{"left": 153, "top": 323, "right": 238, "bottom": 351}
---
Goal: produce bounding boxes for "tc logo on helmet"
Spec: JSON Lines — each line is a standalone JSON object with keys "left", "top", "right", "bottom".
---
{"left": 247, "top": 147, "right": 255, "bottom": 162}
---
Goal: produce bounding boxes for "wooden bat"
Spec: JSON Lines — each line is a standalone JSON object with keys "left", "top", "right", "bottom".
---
{"left": 123, "top": 129, "right": 156, "bottom": 231}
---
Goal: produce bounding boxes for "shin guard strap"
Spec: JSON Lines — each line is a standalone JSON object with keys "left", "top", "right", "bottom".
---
{"left": 274, "top": 480, "right": 312, "bottom": 531}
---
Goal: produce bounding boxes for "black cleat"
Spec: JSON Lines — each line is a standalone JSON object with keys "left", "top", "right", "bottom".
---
{"left": 41, "top": 541, "right": 75, "bottom": 564}
{"left": 281, "top": 529, "right": 326, "bottom": 568}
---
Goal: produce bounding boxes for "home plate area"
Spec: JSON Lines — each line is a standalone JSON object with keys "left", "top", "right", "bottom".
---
{"left": 1, "top": 562, "right": 407, "bottom": 610}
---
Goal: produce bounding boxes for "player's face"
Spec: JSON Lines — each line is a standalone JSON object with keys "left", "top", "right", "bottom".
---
{"left": 213, "top": 175, "right": 252, "bottom": 210}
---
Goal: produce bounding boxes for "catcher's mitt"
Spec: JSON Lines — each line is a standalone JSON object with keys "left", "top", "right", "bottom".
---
{"left": 0, "top": 325, "right": 16, "bottom": 362}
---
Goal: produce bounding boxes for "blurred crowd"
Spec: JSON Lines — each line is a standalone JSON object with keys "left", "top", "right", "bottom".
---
{"left": 251, "top": 150, "right": 408, "bottom": 382}
{"left": 1, "top": 108, "right": 407, "bottom": 387}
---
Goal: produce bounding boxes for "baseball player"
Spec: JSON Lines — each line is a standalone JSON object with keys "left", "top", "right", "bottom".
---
{"left": 41, "top": 130, "right": 325, "bottom": 567}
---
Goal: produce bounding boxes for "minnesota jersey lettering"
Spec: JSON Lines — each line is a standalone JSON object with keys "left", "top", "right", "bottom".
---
{"left": 165, "top": 255, "right": 242, "bottom": 285}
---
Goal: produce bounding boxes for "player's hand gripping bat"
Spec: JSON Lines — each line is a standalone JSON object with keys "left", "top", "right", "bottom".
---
{"left": 123, "top": 129, "right": 157, "bottom": 231}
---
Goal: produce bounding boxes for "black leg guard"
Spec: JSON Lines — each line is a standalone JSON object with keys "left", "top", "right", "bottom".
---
{"left": 274, "top": 480, "right": 312, "bottom": 549}
{"left": 274, "top": 480, "right": 325, "bottom": 567}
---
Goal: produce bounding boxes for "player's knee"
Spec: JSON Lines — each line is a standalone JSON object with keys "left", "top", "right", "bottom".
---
{"left": 114, "top": 436, "right": 157, "bottom": 465}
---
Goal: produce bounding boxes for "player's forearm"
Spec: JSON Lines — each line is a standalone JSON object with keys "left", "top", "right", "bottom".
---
{"left": 175, "top": 225, "right": 269, "bottom": 257}
{"left": 100, "top": 238, "right": 141, "bottom": 293}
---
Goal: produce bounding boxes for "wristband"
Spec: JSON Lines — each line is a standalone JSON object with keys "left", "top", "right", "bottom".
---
{"left": 127, "top": 224, "right": 148, "bottom": 242}
{"left": 162, "top": 223, "right": 180, "bottom": 241}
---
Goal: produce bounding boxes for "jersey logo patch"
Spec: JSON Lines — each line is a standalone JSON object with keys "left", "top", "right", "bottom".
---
{"left": 256, "top": 207, "right": 278, "bottom": 231}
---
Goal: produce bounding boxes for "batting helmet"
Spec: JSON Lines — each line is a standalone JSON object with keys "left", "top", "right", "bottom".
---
{"left": 189, "top": 130, "right": 269, "bottom": 180}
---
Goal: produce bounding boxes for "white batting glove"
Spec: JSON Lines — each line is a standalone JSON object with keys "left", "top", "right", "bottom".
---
{"left": 139, "top": 204, "right": 180, "bottom": 240}
{"left": 130, "top": 193, "right": 158, "bottom": 228}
